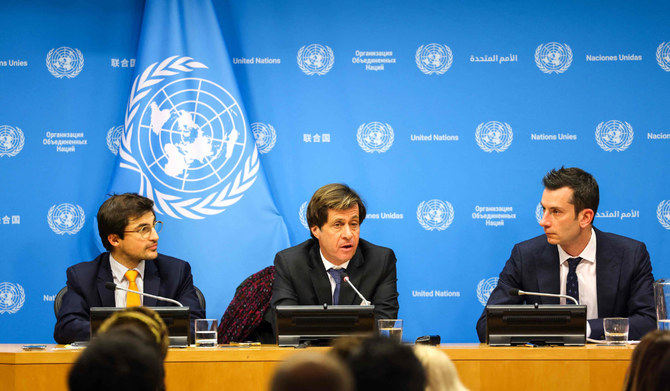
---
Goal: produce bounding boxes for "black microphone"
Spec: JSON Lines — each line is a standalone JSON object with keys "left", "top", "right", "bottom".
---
{"left": 509, "top": 287, "right": 579, "bottom": 305}
{"left": 105, "top": 282, "right": 184, "bottom": 307}
{"left": 341, "top": 272, "right": 371, "bottom": 306}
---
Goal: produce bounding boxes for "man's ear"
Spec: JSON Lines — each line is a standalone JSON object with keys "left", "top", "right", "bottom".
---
{"left": 580, "top": 208, "right": 595, "bottom": 228}
{"left": 107, "top": 233, "right": 121, "bottom": 248}
{"left": 310, "top": 225, "right": 320, "bottom": 240}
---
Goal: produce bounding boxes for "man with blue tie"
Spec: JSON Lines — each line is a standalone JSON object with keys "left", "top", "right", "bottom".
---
{"left": 476, "top": 167, "right": 656, "bottom": 342}
{"left": 271, "top": 184, "right": 399, "bottom": 321}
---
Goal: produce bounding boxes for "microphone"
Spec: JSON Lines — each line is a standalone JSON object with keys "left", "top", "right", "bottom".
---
{"left": 509, "top": 287, "right": 579, "bottom": 305}
{"left": 105, "top": 282, "right": 184, "bottom": 307}
{"left": 342, "top": 273, "right": 371, "bottom": 306}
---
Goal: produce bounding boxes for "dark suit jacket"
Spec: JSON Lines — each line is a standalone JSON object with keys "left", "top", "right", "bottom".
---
{"left": 476, "top": 228, "right": 656, "bottom": 342}
{"left": 54, "top": 252, "right": 205, "bottom": 344}
{"left": 271, "top": 238, "right": 399, "bottom": 321}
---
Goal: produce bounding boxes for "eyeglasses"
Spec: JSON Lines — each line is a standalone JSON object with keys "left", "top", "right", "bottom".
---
{"left": 123, "top": 221, "right": 163, "bottom": 238}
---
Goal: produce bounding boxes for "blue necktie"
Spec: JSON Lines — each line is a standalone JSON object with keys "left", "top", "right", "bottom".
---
{"left": 328, "top": 268, "right": 345, "bottom": 305}
{"left": 566, "top": 257, "right": 581, "bottom": 304}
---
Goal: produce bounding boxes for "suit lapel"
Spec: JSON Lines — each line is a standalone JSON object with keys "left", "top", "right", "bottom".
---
{"left": 143, "top": 260, "right": 159, "bottom": 307}
{"left": 340, "top": 249, "right": 364, "bottom": 305}
{"left": 595, "top": 229, "right": 620, "bottom": 317}
{"left": 96, "top": 254, "right": 116, "bottom": 306}
{"left": 536, "top": 242, "right": 561, "bottom": 304}
{"left": 308, "top": 245, "right": 333, "bottom": 305}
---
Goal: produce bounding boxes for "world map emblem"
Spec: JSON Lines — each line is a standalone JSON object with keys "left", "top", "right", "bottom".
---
{"left": 0, "top": 125, "right": 25, "bottom": 157}
{"left": 47, "top": 203, "right": 85, "bottom": 235}
{"left": 415, "top": 43, "right": 453, "bottom": 75}
{"left": 46, "top": 47, "right": 84, "bottom": 79}
{"left": 658, "top": 200, "right": 670, "bottom": 230}
{"left": 657, "top": 42, "right": 670, "bottom": 72}
{"left": 595, "top": 120, "right": 633, "bottom": 152}
{"left": 475, "top": 121, "right": 513, "bottom": 152}
{"left": 297, "top": 44, "right": 334, "bottom": 75}
{"left": 534, "top": 42, "right": 572, "bottom": 74}
{"left": 119, "top": 56, "right": 259, "bottom": 219}
{"left": 357, "top": 122, "right": 394, "bottom": 153}
{"left": 107, "top": 125, "right": 124, "bottom": 155}
{"left": 0, "top": 282, "right": 25, "bottom": 314}
{"left": 251, "top": 122, "right": 277, "bottom": 154}
{"left": 299, "top": 201, "right": 309, "bottom": 230}
{"left": 535, "top": 202, "right": 544, "bottom": 224}
{"left": 476, "top": 277, "right": 498, "bottom": 306}
{"left": 417, "top": 199, "right": 454, "bottom": 231}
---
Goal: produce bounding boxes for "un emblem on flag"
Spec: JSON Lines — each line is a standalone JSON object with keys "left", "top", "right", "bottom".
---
{"left": 657, "top": 200, "right": 670, "bottom": 230}
{"left": 47, "top": 203, "right": 85, "bottom": 235}
{"left": 476, "top": 277, "right": 498, "bottom": 306}
{"left": 595, "top": 120, "right": 633, "bottom": 152}
{"left": 656, "top": 42, "right": 670, "bottom": 71}
{"left": 415, "top": 44, "right": 453, "bottom": 75}
{"left": 535, "top": 202, "right": 544, "bottom": 224}
{"left": 297, "top": 44, "right": 334, "bottom": 75}
{"left": 475, "top": 121, "right": 513, "bottom": 153}
{"left": 0, "top": 282, "right": 25, "bottom": 314}
{"left": 299, "top": 201, "right": 309, "bottom": 230}
{"left": 357, "top": 122, "right": 394, "bottom": 153}
{"left": 417, "top": 200, "right": 454, "bottom": 231}
{"left": 106, "top": 125, "right": 124, "bottom": 155}
{"left": 251, "top": 122, "right": 277, "bottom": 154}
{"left": 46, "top": 47, "right": 84, "bottom": 79}
{"left": 0, "top": 125, "right": 25, "bottom": 157}
{"left": 534, "top": 42, "right": 572, "bottom": 74}
{"left": 121, "top": 56, "right": 259, "bottom": 219}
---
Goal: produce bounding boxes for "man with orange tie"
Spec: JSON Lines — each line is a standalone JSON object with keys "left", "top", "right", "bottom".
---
{"left": 54, "top": 193, "right": 204, "bottom": 344}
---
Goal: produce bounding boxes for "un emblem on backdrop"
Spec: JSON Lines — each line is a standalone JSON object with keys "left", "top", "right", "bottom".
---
{"left": 0, "top": 125, "right": 25, "bottom": 157}
{"left": 297, "top": 44, "right": 334, "bottom": 75}
{"left": 534, "top": 42, "right": 572, "bottom": 74}
{"left": 475, "top": 121, "right": 513, "bottom": 152}
{"left": 0, "top": 282, "right": 25, "bottom": 314}
{"left": 46, "top": 47, "right": 84, "bottom": 79}
{"left": 595, "top": 120, "right": 634, "bottom": 152}
{"left": 357, "top": 122, "right": 394, "bottom": 153}
{"left": 657, "top": 200, "right": 670, "bottom": 229}
{"left": 477, "top": 277, "right": 498, "bottom": 306}
{"left": 299, "top": 201, "right": 309, "bottom": 230}
{"left": 657, "top": 42, "right": 670, "bottom": 71}
{"left": 106, "top": 125, "right": 124, "bottom": 155}
{"left": 251, "top": 122, "right": 277, "bottom": 154}
{"left": 120, "top": 56, "right": 259, "bottom": 219}
{"left": 47, "top": 203, "right": 85, "bottom": 235}
{"left": 535, "top": 202, "right": 544, "bottom": 224}
{"left": 417, "top": 200, "right": 454, "bottom": 231}
{"left": 415, "top": 43, "right": 453, "bottom": 75}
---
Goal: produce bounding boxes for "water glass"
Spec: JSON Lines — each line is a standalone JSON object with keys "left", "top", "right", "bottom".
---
{"left": 603, "top": 317, "right": 628, "bottom": 345}
{"left": 378, "top": 319, "right": 403, "bottom": 343}
{"left": 195, "top": 319, "right": 218, "bottom": 347}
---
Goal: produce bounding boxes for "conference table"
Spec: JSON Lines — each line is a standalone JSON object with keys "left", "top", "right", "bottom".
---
{"left": 0, "top": 343, "right": 633, "bottom": 390}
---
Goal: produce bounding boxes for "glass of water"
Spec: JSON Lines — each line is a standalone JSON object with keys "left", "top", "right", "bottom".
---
{"left": 603, "top": 317, "right": 629, "bottom": 345}
{"left": 378, "top": 319, "right": 403, "bottom": 343}
{"left": 195, "top": 319, "right": 218, "bottom": 347}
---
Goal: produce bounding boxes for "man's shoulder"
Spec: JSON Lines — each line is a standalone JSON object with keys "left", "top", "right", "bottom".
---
{"left": 357, "top": 238, "right": 394, "bottom": 256}
{"left": 67, "top": 253, "right": 108, "bottom": 273}
{"left": 595, "top": 228, "right": 646, "bottom": 249}
{"left": 514, "top": 233, "right": 551, "bottom": 252}
{"left": 276, "top": 239, "right": 316, "bottom": 257}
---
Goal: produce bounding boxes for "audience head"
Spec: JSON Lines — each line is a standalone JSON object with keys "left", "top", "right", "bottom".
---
{"left": 97, "top": 306, "right": 169, "bottom": 359}
{"left": 413, "top": 344, "right": 469, "bottom": 391}
{"left": 623, "top": 330, "right": 670, "bottom": 391}
{"left": 270, "top": 351, "right": 354, "bottom": 391}
{"left": 68, "top": 329, "right": 165, "bottom": 391}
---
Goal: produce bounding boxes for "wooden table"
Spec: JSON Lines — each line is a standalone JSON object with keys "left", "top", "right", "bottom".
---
{"left": 0, "top": 343, "right": 634, "bottom": 391}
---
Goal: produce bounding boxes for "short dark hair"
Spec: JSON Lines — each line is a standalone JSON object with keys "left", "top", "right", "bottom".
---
{"left": 68, "top": 329, "right": 165, "bottom": 391}
{"left": 306, "top": 184, "right": 366, "bottom": 239}
{"left": 344, "top": 337, "right": 426, "bottom": 391}
{"left": 271, "top": 351, "right": 354, "bottom": 391}
{"left": 97, "top": 193, "right": 155, "bottom": 251}
{"left": 542, "top": 167, "right": 599, "bottom": 215}
{"left": 623, "top": 330, "right": 670, "bottom": 391}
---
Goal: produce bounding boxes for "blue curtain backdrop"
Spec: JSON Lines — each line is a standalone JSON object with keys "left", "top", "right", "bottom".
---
{"left": 0, "top": 0, "right": 669, "bottom": 343}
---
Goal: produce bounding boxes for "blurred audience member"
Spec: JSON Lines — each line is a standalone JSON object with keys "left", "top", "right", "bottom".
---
{"left": 414, "top": 344, "right": 469, "bottom": 391}
{"left": 98, "top": 306, "right": 169, "bottom": 359}
{"left": 270, "top": 351, "right": 354, "bottom": 391}
{"left": 623, "top": 330, "right": 670, "bottom": 391}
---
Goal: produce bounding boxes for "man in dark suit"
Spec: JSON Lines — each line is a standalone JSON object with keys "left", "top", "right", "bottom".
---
{"left": 476, "top": 167, "right": 656, "bottom": 342}
{"left": 54, "top": 193, "right": 204, "bottom": 344}
{"left": 272, "top": 184, "right": 399, "bottom": 321}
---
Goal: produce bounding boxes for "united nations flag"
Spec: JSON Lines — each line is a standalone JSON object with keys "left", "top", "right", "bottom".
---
{"left": 107, "top": 0, "right": 290, "bottom": 312}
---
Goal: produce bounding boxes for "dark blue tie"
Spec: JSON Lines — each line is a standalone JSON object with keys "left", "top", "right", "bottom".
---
{"left": 328, "top": 268, "right": 344, "bottom": 305}
{"left": 566, "top": 257, "right": 582, "bottom": 304}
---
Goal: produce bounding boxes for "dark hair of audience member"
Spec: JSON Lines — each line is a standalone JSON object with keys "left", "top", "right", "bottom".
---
{"left": 270, "top": 351, "right": 354, "bottom": 391}
{"left": 97, "top": 306, "right": 169, "bottom": 359}
{"left": 623, "top": 330, "right": 670, "bottom": 391}
{"left": 68, "top": 329, "right": 165, "bottom": 391}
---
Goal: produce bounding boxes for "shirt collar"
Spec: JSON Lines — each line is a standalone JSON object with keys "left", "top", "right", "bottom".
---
{"left": 109, "top": 253, "right": 146, "bottom": 283}
{"left": 558, "top": 227, "right": 597, "bottom": 265}
{"left": 319, "top": 250, "right": 351, "bottom": 271}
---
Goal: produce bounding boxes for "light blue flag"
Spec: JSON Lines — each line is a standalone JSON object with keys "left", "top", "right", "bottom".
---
{"left": 107, "top": 0, "right": 290, "bottom": 318}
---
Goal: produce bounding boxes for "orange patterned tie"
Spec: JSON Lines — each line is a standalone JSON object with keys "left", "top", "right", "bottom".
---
{"left": 125, "top": 269, "right": 141, "bottom": 307}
